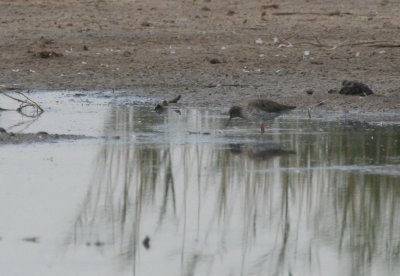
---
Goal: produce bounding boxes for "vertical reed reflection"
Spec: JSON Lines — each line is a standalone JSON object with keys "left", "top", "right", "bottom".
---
{"left": 71, "top": 106, "right": 400, "bottom": 276}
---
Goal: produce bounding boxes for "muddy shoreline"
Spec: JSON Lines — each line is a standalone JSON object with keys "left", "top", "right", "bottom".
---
{"left": 0, "top": 0, "right": 399, "bottom": 113}
{"left": 0, "top": 129, "right": 90, "bottom": 144}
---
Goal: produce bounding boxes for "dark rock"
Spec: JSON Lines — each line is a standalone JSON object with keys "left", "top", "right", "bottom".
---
{"left": 209, "top": 58, "right": 221, "bottom": 64}
{"left": 339, "top": 80, "right": 374, "bottom": 96}
{"left": 328, "top": 89, "right": 338, "bottom": 94}
{"left": 141, "top": 21, "right": 151, "bottom": 27}
{"left": 305, "top": 89, "right": 314, "bottom": 95}
{"left": 227, "top": 10, "right": 235, "bottom": 16}
{"left": 0, "top": 127, "right": 6, "bottom": 133}
{"left": 310, "top": 60, "right": 323, "bottom": 65}
{"left": 201, "top": 6, "right": 211, "bottom": 11}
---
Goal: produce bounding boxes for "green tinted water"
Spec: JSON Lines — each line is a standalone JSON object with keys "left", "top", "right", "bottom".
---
{"left": 77, "top": 105, "right": 400, "bottom": 276}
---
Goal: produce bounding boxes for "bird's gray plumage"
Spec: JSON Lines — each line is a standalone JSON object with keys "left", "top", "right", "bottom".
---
{"left": 227, "top": 99, "right": 295, "bottom": 132}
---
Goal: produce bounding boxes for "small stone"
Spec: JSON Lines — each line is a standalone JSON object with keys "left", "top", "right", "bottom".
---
{"left": 201, "top": 6, "right": 211, "bottom": 11}
{"left": 141, "top": 21, "right": 151, "bottom": 27}
{"left": 227, "top": 10, "right": 235, "bottom": 16}
{"left": 83, "top": 45, "right": 88, "bottom": 51}
{"left": 209, "top": 58, "right": 221, "bottom": 64}
{"left": 305, "top": 89, "right": 314, "bottom": 95}
{"left": 0, "top": 127, "right": 6, "bottom": 133}
{"left": 310, "top": 60, "right": 323, "bottom": 65}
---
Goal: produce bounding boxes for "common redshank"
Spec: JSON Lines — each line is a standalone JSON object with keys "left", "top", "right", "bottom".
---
{"left": 227, "top": 99, "right": 295, "bottom": 133}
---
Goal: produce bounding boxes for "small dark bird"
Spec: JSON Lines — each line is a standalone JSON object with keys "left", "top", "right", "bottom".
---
{"left": 227, "top": 99, "right": 295, "bottom": 133}
{"left": 154, "top": 100, "right": 168, "bottom": 114}
{"left": 154, "top": 95, "right": 182, "bottom": 114}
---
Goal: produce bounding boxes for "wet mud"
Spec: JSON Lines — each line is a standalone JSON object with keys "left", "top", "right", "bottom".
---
{"left": 0, "top": 130, "right": 89, "bottom": 144}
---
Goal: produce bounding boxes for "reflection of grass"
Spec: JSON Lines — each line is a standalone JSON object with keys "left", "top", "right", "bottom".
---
{"left": 72, "top": 108, "right": 400, "bottom": 276}
{"left": 282, "top": 120, "right": 400, "bottom": 275}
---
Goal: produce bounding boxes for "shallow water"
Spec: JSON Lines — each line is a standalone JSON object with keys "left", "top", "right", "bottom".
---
{"left": 0, "top": 91, "right": 400, "bottom": 276}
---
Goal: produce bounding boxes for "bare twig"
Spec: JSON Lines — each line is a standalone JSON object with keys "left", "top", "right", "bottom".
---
{"left": 16, "top": 91, "right": 43, "bottom": 110}
{"left": 296, "top": 39, "right": 400, "bottom": 49}
{"left": 0, "top": 90, "right": 44, "bottom": 118}
{"left": 168, "top": 95, "right": 181, "bottom": 103}
{"left": 278, "top": 34, "right": 294, "bottom": 45}
{"left": 272, "top": 11, "right": 353, "bottom": 16}
{"left": 366, "top": 43, "right": 400, "bottom": 48}
{"left": 344, "top": 40, "right": 396, "bottom": 47}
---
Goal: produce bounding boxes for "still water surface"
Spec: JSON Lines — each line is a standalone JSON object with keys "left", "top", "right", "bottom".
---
{"left": 0, "top": 92, "right": 399, "bottom": 276}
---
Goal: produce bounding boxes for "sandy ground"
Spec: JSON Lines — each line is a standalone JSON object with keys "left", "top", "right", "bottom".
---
{"left": 0, "top": 0, "right": 400, "bottom": 113}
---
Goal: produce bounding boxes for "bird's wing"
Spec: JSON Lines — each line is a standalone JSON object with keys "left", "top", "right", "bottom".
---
{"left": 248, "top": 99, "right": 293, "bottom": 113}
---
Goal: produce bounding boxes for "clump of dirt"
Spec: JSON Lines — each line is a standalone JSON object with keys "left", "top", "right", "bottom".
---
{"left": 33, "top": 50, "right": 63, "bottom": 59}
{"left": 339, "top": 80, "right": 374, "bottom": 96}
{"left": 28, "top": 36, "right": 63, "bottom": 59}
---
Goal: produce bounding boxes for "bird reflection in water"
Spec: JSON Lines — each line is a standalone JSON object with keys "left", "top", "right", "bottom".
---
{"left": 229, "top": 142, "right": 295, "bottom": 161}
